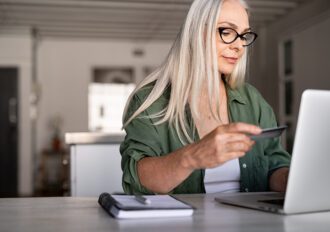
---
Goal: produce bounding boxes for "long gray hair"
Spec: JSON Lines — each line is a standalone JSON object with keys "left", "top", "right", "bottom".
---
{"left": 123, "top": 0, "right": 249, "bottom": 144}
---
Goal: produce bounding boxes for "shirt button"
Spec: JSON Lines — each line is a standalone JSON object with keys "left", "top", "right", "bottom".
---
{"left": 245, "top": 188, "right": 249, "bottom": 192}
{"left": 242, "top": 163, "right": 247, "bottom": 169}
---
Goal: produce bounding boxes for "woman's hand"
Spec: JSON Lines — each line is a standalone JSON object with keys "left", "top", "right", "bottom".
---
{"left": 181, "top": 122, "right": 261, "bottom": 170}
{"left": 269, "top": 167, "right": 289, "bottom": 192}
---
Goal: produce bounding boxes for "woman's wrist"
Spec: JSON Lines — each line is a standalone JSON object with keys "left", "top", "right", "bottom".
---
{"left": 177, "top": 143, "right": 198, "bottom": 171}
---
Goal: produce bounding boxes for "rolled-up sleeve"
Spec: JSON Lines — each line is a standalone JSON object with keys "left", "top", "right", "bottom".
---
{"left": 258, "top": 99, "right": 291, "bottom": 176}
{"left": 120, "top": 94, "right": 163, "bottom": 194}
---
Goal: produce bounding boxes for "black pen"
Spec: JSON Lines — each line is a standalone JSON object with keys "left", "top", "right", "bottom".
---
{"left": 134, "top": 195, "right": 151, "bottom": 205}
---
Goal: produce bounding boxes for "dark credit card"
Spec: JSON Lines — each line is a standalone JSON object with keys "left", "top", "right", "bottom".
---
{"left": 249, "top": 125, "right": 287, "bottom": 141}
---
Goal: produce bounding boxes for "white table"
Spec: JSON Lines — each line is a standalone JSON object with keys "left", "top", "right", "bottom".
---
{"left": 1, "top": 194, "right": 330, "bottom": 232}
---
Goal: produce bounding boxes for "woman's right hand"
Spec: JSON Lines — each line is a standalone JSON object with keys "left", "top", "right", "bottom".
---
{"left": 181, "top": 122, "right": 262, "bottom": 170}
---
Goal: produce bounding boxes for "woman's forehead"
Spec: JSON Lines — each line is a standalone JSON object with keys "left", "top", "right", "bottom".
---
{"left": 217, "top": 0, "right": 249, "bottom": 29}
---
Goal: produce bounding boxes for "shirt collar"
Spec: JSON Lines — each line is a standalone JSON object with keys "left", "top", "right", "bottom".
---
{"left": 226, "top": 86, "right": 247, "bottom": 105}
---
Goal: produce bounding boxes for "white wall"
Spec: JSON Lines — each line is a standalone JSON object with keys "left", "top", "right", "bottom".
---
{"left": 0, "top": 34, "right": 33, "bottom": 196}
{"left": 37, "top": 38, "right": 171, "bottom": 155}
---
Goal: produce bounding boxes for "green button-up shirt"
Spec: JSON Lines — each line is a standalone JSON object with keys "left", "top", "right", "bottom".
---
{"left": 120, "top": 83, "right": 291, "bottom": 194}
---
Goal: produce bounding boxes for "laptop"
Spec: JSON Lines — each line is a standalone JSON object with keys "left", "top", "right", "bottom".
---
{"left": 215, "top": 89, "right": 330, "bottom": 214}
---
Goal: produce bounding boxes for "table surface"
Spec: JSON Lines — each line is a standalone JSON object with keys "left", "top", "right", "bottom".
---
{"left": 1, "top": 194, "right": 330, "bottom": 232}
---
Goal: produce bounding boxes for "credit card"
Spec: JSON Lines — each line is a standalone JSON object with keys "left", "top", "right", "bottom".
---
{"left": 249, "top": 125, "right": 287, "bottom": 141}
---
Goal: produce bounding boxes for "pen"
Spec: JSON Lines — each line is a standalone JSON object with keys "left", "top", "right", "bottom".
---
{"left": 134, "top": 195, "right": 151, "bottom": 205}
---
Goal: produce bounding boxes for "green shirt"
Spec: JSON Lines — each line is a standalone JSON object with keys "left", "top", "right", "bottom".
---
{"left": 120, "top": 83, "right": 291, "bottom": 194}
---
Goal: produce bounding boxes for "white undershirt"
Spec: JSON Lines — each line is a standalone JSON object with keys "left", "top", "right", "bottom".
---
{"left": 204, "top": 158, "right": 241, "bottom": 193}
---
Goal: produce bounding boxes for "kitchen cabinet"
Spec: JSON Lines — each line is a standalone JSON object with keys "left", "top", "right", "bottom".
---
{"left": 66, "top": 133, "right": 124, "bottom": 197}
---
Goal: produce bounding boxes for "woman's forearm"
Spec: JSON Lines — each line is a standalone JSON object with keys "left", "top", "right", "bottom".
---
{"left": 137, "top": 144, "right": 196, "bottom": 194}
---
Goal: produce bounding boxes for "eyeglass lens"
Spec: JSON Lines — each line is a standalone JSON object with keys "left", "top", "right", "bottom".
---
{"left": 219, "top": 28, "right": 256, "bottom": 46}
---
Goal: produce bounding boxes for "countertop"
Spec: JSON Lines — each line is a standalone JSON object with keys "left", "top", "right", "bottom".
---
{"left": 65, "top": 132, "right": 125, "bottom": 145}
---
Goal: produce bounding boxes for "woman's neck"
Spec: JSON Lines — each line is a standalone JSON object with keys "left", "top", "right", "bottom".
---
{"left": 199, "top": 76, "right": 226, "bottom": 100}
{"left": 191, "top": 77, "right": 229, "bottom": 138}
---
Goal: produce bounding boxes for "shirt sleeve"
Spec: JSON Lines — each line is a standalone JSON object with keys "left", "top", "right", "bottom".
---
{"left": 120, "top": 93, "right": 163, "bottom": 195}
{"left": 258, "top": 98, "right": 291, "bottom": 177}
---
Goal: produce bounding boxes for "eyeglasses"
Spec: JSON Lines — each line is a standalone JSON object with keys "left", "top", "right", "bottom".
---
{"left": 218, "top": 27, "right": 258, "bottom": 47}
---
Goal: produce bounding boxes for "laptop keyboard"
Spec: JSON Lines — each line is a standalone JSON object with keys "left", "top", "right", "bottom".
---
{"left": 259, "top": 199, "right": 285, "bottom": 206}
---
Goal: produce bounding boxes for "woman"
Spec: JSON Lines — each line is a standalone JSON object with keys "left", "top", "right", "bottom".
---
{"left": 120, "top": 0, "right": 291, "bottom": 195}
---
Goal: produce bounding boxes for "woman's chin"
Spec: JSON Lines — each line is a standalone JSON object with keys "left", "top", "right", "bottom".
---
{"left": 219, "top": 69, "right": 234, "bottom": 76}
{"left": 218, "top": 64, "right": 235, "bottom": 76}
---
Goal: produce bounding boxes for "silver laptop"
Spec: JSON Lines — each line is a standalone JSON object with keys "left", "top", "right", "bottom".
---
{"left": 215, "top": 90, "right": 330, "bottom": 214}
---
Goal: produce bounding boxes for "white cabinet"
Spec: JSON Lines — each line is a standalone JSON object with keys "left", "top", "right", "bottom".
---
{"left": 66, "top": 133, "right": 124, "bottom": 197}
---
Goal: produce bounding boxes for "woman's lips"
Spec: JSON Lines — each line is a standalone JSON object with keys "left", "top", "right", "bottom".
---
{"left": 223, "top": 56, "right": 238, "bottom": 64}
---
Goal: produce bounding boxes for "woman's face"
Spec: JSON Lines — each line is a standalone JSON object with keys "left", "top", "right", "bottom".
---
{"left": 216, "top": 0, "right": 250, "bottom": 75}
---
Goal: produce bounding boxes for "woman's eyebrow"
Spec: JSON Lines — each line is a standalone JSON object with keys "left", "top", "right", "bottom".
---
{"left": 218, "top": 21, "right": 251, "bottom": 32}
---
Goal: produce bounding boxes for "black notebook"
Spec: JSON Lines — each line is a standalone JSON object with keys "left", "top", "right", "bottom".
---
{"left": 98, "top": 193, "right": 194, "bottom": 219}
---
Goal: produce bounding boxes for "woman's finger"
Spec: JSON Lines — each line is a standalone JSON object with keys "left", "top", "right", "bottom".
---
{"left": 215, "top": 132, "right": 252, "bottom": 143}
{"left": 219, "top": 122, "right": 262, "bottom": 135}
{"left": 222, "top": 140, "right": 254, "bottom": 153}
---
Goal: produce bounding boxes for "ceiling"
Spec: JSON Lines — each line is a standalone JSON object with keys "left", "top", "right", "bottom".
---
{"left": 0, "top": 0, "right": 311, "bottom": 41}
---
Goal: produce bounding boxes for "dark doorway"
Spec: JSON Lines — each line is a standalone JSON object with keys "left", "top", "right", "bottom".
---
{"left": 0, "top": 67, "right": 19, "bottom": 197}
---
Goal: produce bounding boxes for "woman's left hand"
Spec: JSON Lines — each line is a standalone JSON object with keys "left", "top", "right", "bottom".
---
{"left": 269, "top": 167, "right": 289, "bottom": 192}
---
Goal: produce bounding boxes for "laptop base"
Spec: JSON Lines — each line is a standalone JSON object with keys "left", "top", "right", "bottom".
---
{"left": 215, "top": 192, "right": 285, "bottom": 214}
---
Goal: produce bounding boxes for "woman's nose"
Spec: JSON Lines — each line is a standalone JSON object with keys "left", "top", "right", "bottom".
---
{"left": 229, "top": 37, "right": 245, "bottom": 51}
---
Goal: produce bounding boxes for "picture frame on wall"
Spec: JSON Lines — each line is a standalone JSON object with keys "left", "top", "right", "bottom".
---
{"left": 93, "top": 67, "right": 135, "bottom": 84}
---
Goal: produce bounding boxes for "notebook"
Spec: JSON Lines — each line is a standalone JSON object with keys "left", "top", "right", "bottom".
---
{"left": 215, "top": 89, "right": 330, "bottom": 214}
{"left": 98, "top": 192, "right": 194, "bottom": 219}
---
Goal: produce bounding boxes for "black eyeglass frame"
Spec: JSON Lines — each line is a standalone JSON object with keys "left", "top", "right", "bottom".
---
{"left": 218, "top": 27, "right": 258, "bottom": 47}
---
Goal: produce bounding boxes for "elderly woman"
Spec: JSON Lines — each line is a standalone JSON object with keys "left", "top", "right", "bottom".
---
{"left": 120, "top": 0, "right": 291, "bottom": 195}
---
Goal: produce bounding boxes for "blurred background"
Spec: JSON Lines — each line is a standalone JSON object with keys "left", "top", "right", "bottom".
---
{"left": 0, "top": 0, "right": 330, "bottom": 198}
